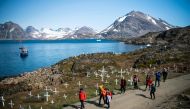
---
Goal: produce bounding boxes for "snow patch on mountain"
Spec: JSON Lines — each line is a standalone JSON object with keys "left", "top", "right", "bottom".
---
{"left": 146, "top": 15, "right": 157, "bottom": 25}
{"left": 165, "top": 27, "right": 170, "bottom": 30}
{"left": 118, "top": 16, "right": 127, "bottom": 22}
{"left": 9, "top": 27, "right": 15, "bottom": 32}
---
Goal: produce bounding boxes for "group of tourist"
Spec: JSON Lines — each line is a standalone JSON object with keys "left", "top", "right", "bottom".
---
{"left": 78, "top": 68, "right": 168, "bottom": 109}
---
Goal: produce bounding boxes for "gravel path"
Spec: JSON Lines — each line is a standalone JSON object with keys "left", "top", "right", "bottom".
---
{"left": 65, "top": 74, "right": 190, "bottom": 109}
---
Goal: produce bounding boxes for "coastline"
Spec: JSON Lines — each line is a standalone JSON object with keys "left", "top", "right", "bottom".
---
{"left": 0, "top": 27, "right": 189, "bottom": 109}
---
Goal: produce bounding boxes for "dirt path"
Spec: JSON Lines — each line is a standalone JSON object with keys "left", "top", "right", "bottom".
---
{"left": 65, "top": 74, "right": 190, "bottom": 109}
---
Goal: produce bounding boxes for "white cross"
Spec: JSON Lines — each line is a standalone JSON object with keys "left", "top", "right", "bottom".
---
{"left": 85, "top": 85, "right": 87, "bottom": 88}
{"left": 96, "top": 83, "right": 99, "bottom": 89}
{"left": 95, "top": 90, "right": 98, "bottom": 96}
{"left": 52, "top": 88, "right": 59, "bottom": 94}
{"left": 44, "top": 92, "right": 50, "bottom": 102}
{"left": 44, "top": 86, "right": 51, "bottom": 92}
{"left": 28, "top": 91, "right": 33, "bottom": 97}
{"left": 105, "top": 80, "right": 109, "bottom": 84}
{"left": 115, "top": 79, "right": 118, "bottom": 85}
{"left": 98, "top": 66, "right": 108, "bottom": 82}
{"left": 130, "top": 67, "right": 133, "bottom": 71}
{"left": 8, "top": 100, "right": 14, "bottom": 109}
{"left": 106, "top": 74, "right": 110, "bottom": 78}
{"left": 78, "top": 81, "right": 82, "bottom": 88}
{"left": 126, "top": 70, "right": 130, "bottom": 75}
{"left": 153, "top": 67, "right": 156, "bottom": 70}
{"left": 144, "top": 72, "right": 148, "bottom": 76}
{"left": 64, "top": 82, "right": 69, "bottom": 88}
{"left": 111, "top": 70, "right": 115, "bottom": 75}
{"left": 98, "top": 66, "right": 107, "bottom": 75}
{"left": 94, "top": 71, "right": 99, "bottom": 77}
{"left": 86, "top": 72, "right": 90, "bottom": 77}
{"left": 1, "top": 96, "right": 5, "bottom": 107}
{"left": 116, "top": 75, "right": 119, "bottom": 78}
{"left": 51, "top": 100, "right": 54, "bottom": 104}
{"left": 28, "top": 105, "right": 31, "bottom": 109}
{"left": 128, "top": 76, "right": 133, "bottom": 86}
{"left": 63, "top": 94, "right": 67, "bottom": 99}
{"left": 149, "top": 64, "right": 152, "bottom": 68}
{"left": 40, "top": 106, "right": 43, "bottom": 109}
{"left": 135, "top": 69, "right": 139, "bottom": 73}
{"left": 167, "top": 67, "right": 170, "bottom": 71}
{"left": 118, "top": 69, "right": 125, "bottom": 78}
{"left": 99, "top": 73, "right": 104, "bottom": 82}
{"left": 19, "top": 104, "right": 23, "bottom": 109}
{"left": 36, "top": 94, "right": 41, "bottom": 100}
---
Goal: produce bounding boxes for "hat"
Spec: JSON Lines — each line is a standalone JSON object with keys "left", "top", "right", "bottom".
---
{"left": 80, "top": 88, "right": 83, "bottom": 91}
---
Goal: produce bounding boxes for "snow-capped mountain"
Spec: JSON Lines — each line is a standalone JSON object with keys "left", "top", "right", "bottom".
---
{"left": 25, "top": 26, "right": 97, "bottom": 39}
{"left": 26, "top": 26, "right": 41, "bottom": 39}
{"left": 0, "top": 11, "right": 177, "bottom": 40}
{"left": 100, "top": 11, "right": 176, "bottom": 39}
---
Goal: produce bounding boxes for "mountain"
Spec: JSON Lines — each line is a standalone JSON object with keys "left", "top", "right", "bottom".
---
{"left": 38, "top": 26, "right": 97, "bottom": 39}
{"left": 0, "top": 21, "right": 27, "bottom": 39}
{"left": 125, "top": 26, "right": 190, "bottom": 46}
{"left": 100, "top": 11, "right": 176, "bottom": 39}
{"left": 73, "top": 26, "right": 97, "bottom": 38}
{"left": 0, "top": 22, "right": 97, "bottom": 40}
{"left": 25, "top": 26, "right": 41, "bottom": 39}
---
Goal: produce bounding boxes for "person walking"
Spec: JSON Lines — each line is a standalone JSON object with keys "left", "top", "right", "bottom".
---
{"left": 79, "top": 88, "right": 87, "bottom": 109}
{"left": 145, "top": 75, "right": 153, "bottom": 90}
{"left": 155, "top": 71, "right": 161, "bottom": 87}
{"left": 150, "top": 83, "right": 156, "bottom": 99}
{"left": 133, "top": 75, "right": 139, "bottom": 89}
{"left": 99, "top": 85, "right": 106, "bottom": 106}
{"left": 120, "top": 77, "right": 126, "bottom": 94}
{"left": 162, "top": 68, "right": 168, "bottom": 82}
{"left": 145, "top": 74, "right": 150, "bottom": 90}
{"left": 106, "top": 89, "right": 112, "bottom": 109}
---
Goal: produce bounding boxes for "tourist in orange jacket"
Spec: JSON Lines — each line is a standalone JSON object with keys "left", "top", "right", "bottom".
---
{"left": 99, "top": 85, "right": 106, "bottom": 106}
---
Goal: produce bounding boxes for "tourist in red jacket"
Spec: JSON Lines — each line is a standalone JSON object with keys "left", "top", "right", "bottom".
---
{"left": 147, "top": 77, "right": 153, "bottom": 90}
{"left": 79, "top": 88, "right": 86, "bottom": 109}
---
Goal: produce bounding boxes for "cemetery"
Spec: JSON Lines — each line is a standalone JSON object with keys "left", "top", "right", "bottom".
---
{"left": 0, "top": 40, "right": 190, "bottom": 109}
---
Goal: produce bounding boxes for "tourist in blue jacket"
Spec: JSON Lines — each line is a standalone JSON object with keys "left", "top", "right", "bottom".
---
{"left": 155, "top": 71, "right": 161, "bottom": 87}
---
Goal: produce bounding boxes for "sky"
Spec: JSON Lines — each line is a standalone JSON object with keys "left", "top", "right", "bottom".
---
{"left": 0, "top": 0, "right": 189, "bottom": 31}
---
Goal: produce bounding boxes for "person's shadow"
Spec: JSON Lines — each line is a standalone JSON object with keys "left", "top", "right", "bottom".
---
{"left": 136, "top": 94, "right": 151, "bottom": 99}
{"left": 85, "top": 100, "right": 103, "bottom": 108}
{"left": 86, "top": 99, "right": 110, "bottom": 108}
{"left": 62, "top": 104, "right": 79, "bottom": 109}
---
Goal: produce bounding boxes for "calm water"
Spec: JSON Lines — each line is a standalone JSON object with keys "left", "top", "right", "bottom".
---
{"left": 0, "top": 39, "right": 142, "bottom": 77}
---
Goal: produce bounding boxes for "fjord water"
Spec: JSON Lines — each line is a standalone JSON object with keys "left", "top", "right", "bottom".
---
{"left": 0, "top": 39, "right": 142, "bottom": 77}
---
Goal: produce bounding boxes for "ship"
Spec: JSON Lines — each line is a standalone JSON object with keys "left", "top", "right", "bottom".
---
{"left": 19, "top": 47, "right": 28, "bottom": 57}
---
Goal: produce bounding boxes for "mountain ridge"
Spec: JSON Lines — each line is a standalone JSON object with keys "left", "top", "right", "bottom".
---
{"left": 99, "top": 11, "right": 176, "bottom": 39}
{"left": 0, "top": 11, "right": 179, "bottom": 40}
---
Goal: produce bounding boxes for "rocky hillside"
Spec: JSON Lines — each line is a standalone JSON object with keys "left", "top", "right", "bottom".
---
{"left": 100, "top": 11, "right": 176, "bottom": 39}
{"left": 125, "top": 26, "right": 190, "bottom": 46}
{"left": 0, "top": 21, "right": 27, "bottom": 40}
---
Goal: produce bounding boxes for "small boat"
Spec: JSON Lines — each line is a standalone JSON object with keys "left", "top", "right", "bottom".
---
{"left": 96, "top": 39, "right": 101, "bottom": 42}
{"left": 19, "top": 47, "right": 28, "bottom": 57}
{"left": 146, "top": 44, "right": 151, "bottom": 47}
